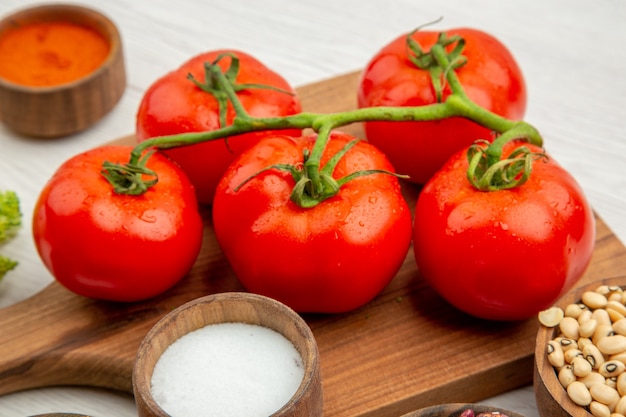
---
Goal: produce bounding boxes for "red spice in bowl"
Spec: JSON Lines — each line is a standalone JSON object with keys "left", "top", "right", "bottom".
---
{"left": 0, "top": 4, "right": 126, "bottom": 137}
{"left": 0, "top": 20, "right": 110, "bottom": 87}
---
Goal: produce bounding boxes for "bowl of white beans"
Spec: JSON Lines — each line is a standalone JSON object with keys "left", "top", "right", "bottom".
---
{"left": 535, "top": 276, "right": 626, "bottom": 417}
{"left": 132, "top": 292, "right": 323, "bottom": 417}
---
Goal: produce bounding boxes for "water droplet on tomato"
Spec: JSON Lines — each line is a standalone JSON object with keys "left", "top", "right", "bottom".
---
{"left": 140, "top": 212, "right": 157, "bottom": 223}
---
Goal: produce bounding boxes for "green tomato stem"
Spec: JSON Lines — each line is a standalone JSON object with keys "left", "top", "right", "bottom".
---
{"left": 112, "top": 31, "right": 545, "bottom": 205}
{"left": 132, "top": 101, "right": 470, "bottom": 159}
{"left": 207, "top": 59, "right": 251, "bottom": 119}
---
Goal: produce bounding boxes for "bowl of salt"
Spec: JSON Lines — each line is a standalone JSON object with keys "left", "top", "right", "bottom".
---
{"left": 132, "top": 292, "right": 323, "bottom": 417}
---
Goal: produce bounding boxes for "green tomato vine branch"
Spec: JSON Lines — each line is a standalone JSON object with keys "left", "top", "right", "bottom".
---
{"left": 102, "top": 28, "right": 544, "bottom": 207}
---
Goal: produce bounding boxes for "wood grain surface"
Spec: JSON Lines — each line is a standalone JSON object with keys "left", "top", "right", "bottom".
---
{"left": 0, "top": 70, "right": 624, "bottom": 417}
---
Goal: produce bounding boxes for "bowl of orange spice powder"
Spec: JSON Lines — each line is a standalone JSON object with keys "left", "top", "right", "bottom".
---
{"left": 0, "top": 4, "right": 126, "bottom": 137}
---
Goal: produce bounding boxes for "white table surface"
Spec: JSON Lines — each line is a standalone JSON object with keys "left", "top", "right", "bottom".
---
{"left": 0, "top": 0, "right": 624, "bottom": 416}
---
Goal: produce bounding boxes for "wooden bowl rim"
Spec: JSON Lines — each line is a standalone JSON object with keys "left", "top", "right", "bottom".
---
{"left": 534, "top": 275, "right": 626, "bottom": 417}
{"left": 0, "top": 3, "right": 123, "bottom": 91}
{"left": 398, "top": 402, "right": 526, "bottom": 417}
{"left": 28, "top": 414, "right": 92, "bottom": 417}
{"left": 132, "top": 291, "right": 321, "bottom": 417}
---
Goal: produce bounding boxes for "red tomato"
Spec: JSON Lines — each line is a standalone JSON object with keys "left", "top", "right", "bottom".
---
{"left": 136, "top": 50, "right": 302, "bottom": 205}
{"left": 32, "top": 145, "right": 203, "bottom": 302}
{"left": 212, "top": 131, "right": 413, "bottom": 313}
{"left": 413, "top": 141, "right": 595, "bottom": 320}
{"left": 357, "top": 28, "right": 527, "bottom": 184}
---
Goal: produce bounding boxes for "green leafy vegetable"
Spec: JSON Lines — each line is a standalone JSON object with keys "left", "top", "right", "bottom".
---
{"left": 0, "top": 190, "right": 22, "bottom": 280}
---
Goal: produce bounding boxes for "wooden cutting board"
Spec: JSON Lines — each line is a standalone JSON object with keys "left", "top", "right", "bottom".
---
{"left": 1, "top": 71, "right": 625, "bottom": 417}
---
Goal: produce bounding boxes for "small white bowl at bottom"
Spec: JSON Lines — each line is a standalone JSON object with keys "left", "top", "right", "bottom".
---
{"left": 132, "top": 292, "right": 323, "bottom": 417}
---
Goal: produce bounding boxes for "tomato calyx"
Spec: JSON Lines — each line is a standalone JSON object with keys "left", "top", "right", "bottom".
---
{"left": 467, "top": 139, "right": 548, "bottom": 191}
{"left": 101, "top": 150, "right": 158, "bottom": 195}
{"left": 405, "top": 18, "right": 467, "bottom": 102}
{"left": 235, "top": 134, "right": 407, "bottom": 208}
{"left": 463, "top": 117, "right": 547, "bottom": 191}
{"left": 186, "top": 52, "right": 295, "bottom": 129}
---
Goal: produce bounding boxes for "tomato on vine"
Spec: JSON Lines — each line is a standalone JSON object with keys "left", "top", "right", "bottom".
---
{"left": 357, "top": 26, "right": 527, "bottom": 184}
{"left": 136, "top": 50, "right": 302, "bottom": 205}
{"left": 413, "top": 140, "right": 595, "bottom": 320}
{"left": 32, "top": 145, "right": 203, "bottom": 302}
{"left": 212, "top": 131, "right": 413, "bottom": 313}
{"left": 95, "top": 31, "right": 594, "bottom": 318}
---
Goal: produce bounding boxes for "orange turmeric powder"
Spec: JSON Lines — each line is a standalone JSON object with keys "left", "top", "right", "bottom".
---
{"left": 0, "top": 21, "right": 110, "bottom": 87}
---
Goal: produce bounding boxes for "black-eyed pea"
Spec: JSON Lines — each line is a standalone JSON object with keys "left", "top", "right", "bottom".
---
{"left": 584, "top": 291, "right": 609, "bottom": 310}
{"left": 597, "top": 285, "right": 623, "bottom": 299}
{"left": 607, "top": 285, "right": 624, "bottom": 295}
{"left": 602, "top": 286, "right": 622, "bottom": 298}
{"left": 608, "top": 310, "right": 626, "bottom": 323}
{"left": 560, "top": 316, "right": 580, "bottom": 340}
{"left": 594, "top": 325, "right": 617, "bottom": 346}
{"left": 610, "top": 352, "right": 626, "bottom": 365}
{"left": 538, "top": 306, "right": 564, "bottom": 327}
{"left": 568, "top": 380, "right": 593, "bottom": 406}
{"left": 565, "top": 303, "right": 587, "bottom": 319}
{"left": 606, "top": 377, "right": 618, "bottom": 389}
{"left": 609, "top": 413, "right": 626, "bottom": 417}
{"left": 614, "top": 319, "right": 626, "bottom": 336}
{"left": 580, "top": 309, "right": 594, "bottom": 324}
{"left": 616, "top": 372, "right": 626, "bottom": 396}
{"left": 548, "top": 340, "right": 565, "bottom": 368}
{"left": 590, "top": 383, "right": 621, "bottom": 410}
{"left": 616, "top": 393, "right": 626, "bottom": 414}
{"left": 581, "top": 319, "right": 599, "bottom": 338}
{"left": 609, "top": 292, "right": 624, "bottom": 303}
{"left": 585, "top": 343, "right": 607, "bottom": 369}
{"left": 580, "top": 310, "right": 595, "bottom": 325}
{"left": 580, "top": 372, "right": 607, "bottom": 388}
{"left": 580, "top": 337, "right": 594, "bottom": 350}
{"left": 600, "top": 360, "right": 626, "bottom": 378}
{"left": 608, "top": 301, "right": 626, "bottom": 317}
{"left": 590, "top": 400, "right": 612, "bottom": 417}
{"left": 605, "top": 301, "right": 626, "bottom": 323}
{"left": 565, "top": 348, "right": 584, "bottom": 364}
{"left": 561, "top": 337, "right": 581, "bottom": 352}
{"left": 594, "top": 309, "right": 613, "bottom": 327}
{"left": 558, "top": 365, "right": 577, "bottom": 388}
{"left": 598, "top": 335, "right": 626, "bottom": 356}
{"left": 572, "top": 356, "right": 593, "bottom": 377}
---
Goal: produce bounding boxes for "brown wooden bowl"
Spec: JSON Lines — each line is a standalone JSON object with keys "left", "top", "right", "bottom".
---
{"left": 132, "top": 292, "right": 323, "bottom": 417}
{"left": 0, "top": 4, "right": 126, "bottom": 137}
{"left": 534, "top": 276, "right": 626, "bottom": 417}
{"left": 399, "top": 403, "right": 526, "bottom": 417}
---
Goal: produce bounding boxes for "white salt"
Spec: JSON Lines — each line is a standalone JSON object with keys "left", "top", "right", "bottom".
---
{"left": 150, "top": 322, "right": 305, "bottom": 417}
